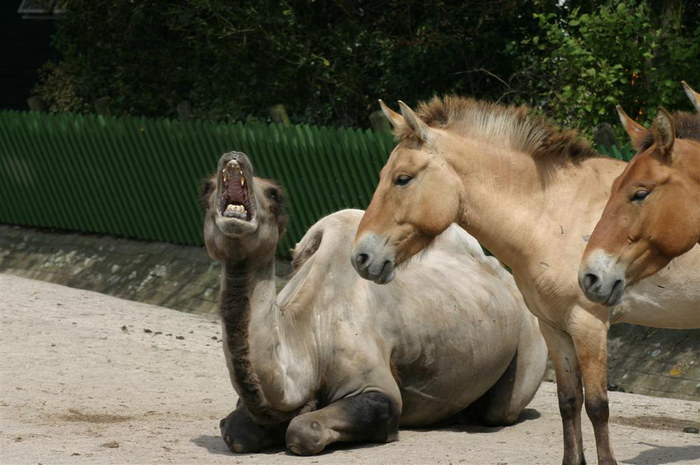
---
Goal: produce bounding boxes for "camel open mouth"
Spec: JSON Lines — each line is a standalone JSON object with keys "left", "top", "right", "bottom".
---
{"left": 219, "top": 159, "right": 253, "bottom": 222}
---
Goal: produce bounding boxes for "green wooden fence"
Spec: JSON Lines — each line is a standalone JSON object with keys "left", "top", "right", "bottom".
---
{"left": 0, "top": 110, "right": 395, "bottom": 255}
{"left": 0, "top": 111, "right": 634, "bottom": 257}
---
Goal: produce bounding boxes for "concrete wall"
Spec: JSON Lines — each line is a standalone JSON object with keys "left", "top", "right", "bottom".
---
{"left": 1, "top": 224, "right": 698, "bottom": 401}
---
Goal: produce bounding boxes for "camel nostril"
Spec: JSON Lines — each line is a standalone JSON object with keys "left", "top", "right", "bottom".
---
{"left": 583, "top": 273, "right": 599, "bottom": 290}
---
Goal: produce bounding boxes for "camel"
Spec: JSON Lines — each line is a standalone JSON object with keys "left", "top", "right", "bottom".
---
{"left": 201, "top": 150, "right": 548, "bottom": 455}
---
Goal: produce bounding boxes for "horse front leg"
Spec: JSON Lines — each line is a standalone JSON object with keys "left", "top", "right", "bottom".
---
{"left": 285, "top": 391, "right": 401, "bottom": 455}
{"left": 539, "top": 321, "right": 586, "bottom": 465}
{"left": 570, "top": 311, "right": 616, "bottom": 465}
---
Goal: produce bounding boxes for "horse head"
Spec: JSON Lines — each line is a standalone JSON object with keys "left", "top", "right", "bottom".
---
{"left": 351, "top": 100, "right": 465, "bottom": 283}
{"left": 579, "top": 83, "right": 700, "bottom": 305}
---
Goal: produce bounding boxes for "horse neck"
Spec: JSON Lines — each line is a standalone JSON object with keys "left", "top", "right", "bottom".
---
{"left": 679, "top": 144, "right": 700, "bottom": 236}
{"left": 444, "top": 136, "right": 625, "bottom": 273}
{"left": 219, "top": 256, "right": 316, "bottom": 423}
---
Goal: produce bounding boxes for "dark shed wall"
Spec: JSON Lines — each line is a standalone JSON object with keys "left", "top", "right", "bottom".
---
{"left": 0, "top": 1, "right": 56, "bottom": 110}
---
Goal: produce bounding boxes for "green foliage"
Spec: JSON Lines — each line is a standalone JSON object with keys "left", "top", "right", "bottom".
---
{"left": 514, "top": 0, "right": 700, "bottom": 137}
{"left": 34, "top": 0, "right": 699, "bottom": 139}
{"left": 35, "top": 0, "right": 548, "bottom": 126}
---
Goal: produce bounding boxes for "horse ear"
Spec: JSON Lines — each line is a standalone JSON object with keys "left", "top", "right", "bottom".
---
{"left": 653, "top": 107, "right": 675, "bottom": 157}
{"left": 616, "top": 105, "right": 649, "bottom": 151}
{"left": 398, "top": 100, "right": 433, "bottom": 143}
{"left": 378, "top": 99, "right": 405, "bottom": 128}
{"left": 681, "top": 81, "right": 700, "bottom": 113}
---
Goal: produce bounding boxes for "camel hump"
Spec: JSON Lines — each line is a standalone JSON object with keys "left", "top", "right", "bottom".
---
{"left": 291, "top": 209, "right": 364, "bottom": 271}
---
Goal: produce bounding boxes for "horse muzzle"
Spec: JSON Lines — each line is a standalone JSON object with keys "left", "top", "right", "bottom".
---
{"left": 578, "top": 250, "right": 627, "bottom": 306}
{"left": 351, "top": 233, "right": 397, "bottom": 284}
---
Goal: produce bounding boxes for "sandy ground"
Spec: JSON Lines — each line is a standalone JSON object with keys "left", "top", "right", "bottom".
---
{"left": 1, "top": 274, "right": 698, "bottom": 465}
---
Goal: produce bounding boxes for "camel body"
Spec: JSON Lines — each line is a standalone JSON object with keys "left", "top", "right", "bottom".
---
{"left": 202, "top": 151, "right": 547, "bottom": 455}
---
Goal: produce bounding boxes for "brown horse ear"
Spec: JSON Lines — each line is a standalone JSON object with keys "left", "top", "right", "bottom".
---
{"left": 616, "top": 105, "right": 649, "bottom": 151}
{"left": 681, "top": 81, "right": 700, "bottom": 113}
{"left": 398, "top": 100, "right": 433, "bottom": 143}
{"left": 653, "top": 107, "right": 675, "bottom": 157}
{"left": 378, "top": 99, "right": 405, "bottom": 128}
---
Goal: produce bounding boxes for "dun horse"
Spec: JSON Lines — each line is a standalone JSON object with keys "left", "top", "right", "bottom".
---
{"left": 580, "top": 82, "right": 700, "bottom": 303}
{"left": 351, "top": 96, "right": 700, "bottom": 465}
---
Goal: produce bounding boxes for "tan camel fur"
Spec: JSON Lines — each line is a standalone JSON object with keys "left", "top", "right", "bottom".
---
{"left": 202, "top": 151, "right": 548, "bottom": 455}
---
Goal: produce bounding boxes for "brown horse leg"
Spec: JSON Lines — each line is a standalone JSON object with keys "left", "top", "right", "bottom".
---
{"left": 539, "top": 321, "right": 586, "bottom": 465}
{"left": 285, "top": 391, "right": 400, "bottom": 455}
{"left": 571, "top": 314, "right": 617, "bottom": 465}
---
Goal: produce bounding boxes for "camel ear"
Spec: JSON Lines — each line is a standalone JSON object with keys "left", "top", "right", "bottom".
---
{"left": 398, "top": 100, "right": 433, "bottom": 143}
{"left": 653, "top": 107, "right": 675, "bottom": 157}
{"left": 616, "top": 105, "right": 649, "bottom": 151}
{"left": 681, "top": 81, "right": 700, "bottom": 113}
{"left": 378, "top": 99, "right": 405, "bottom": 129}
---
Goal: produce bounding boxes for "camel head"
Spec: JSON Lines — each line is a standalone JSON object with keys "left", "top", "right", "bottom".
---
{"left": 201, "top": 151, "right": 288, "bottom": 264}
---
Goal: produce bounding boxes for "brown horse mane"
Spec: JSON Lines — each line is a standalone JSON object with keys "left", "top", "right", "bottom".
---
{"left": 639, "top": 111, "right": 700, "bottom": 151}
{"left": 395, "top": 95, "right": 600, "bottom": 163}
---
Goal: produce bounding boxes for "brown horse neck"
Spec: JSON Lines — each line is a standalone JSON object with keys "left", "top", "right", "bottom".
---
{"left": 447, "top": 144, "right": 624, "bottom": 271}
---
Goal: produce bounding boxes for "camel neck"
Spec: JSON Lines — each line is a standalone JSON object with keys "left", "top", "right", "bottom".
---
{"left": 219, "top": 255, "right": 318, "bottom": 424}
{"left": 219, "top": 258, "right": 293, "bottom": 424}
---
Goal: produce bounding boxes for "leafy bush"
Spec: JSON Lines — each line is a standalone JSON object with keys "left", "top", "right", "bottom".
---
{"left": 35, "top": 0, "right": 547, "bottom": 126}
{"left": 514, "top": 0, "right": 700, "bottom": 136}
{"left": 34, "top": 0, "right": 699, "bottom": 138}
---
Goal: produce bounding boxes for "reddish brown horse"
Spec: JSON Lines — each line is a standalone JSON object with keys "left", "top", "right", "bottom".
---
{"left": 351, "top": 96, "right": 700, "bottom": 465}
{"left": 580, "top": 83, "right": 700, "bottom": 303}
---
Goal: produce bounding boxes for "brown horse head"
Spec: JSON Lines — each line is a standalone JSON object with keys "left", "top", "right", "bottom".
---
{"left": 579, "top": 93, "right": 700, "bottom": 305}
{"left": 201, "top": 151, "right": 287, "bottom": 264}
{"left": 351, "top": 100, "right": 466, "bottom": 283}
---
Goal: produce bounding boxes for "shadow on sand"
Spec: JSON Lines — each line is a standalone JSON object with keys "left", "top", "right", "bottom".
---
{"left": 622, "top": 442, "right": 700, "bottom": 465}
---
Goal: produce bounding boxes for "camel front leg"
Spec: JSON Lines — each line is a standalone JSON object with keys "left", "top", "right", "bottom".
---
{"left": 570, "top": 311, "right": 616, "bottom": 465}
{"left": 285, "top": 391, "right": 400, "bottom": 455}
{"left": 539, "top": 321, "right": 586, "bottom": 465}
{"left": 220, "top": 401, "right": 287, "bottom": 453}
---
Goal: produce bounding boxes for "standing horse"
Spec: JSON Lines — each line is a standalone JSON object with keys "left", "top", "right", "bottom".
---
{"left": 580, "top": 83, "right": 700, "bottom": 303}
{"left": 350, "top": 96, "right": 700, "bottom": 465}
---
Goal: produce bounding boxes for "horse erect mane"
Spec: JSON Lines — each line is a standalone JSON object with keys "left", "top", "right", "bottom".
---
{"left": 395, "top": 95, "right": 600, "bottom": 162}
{"left": 639, "top": 111, "right": 700, "bottom": 151}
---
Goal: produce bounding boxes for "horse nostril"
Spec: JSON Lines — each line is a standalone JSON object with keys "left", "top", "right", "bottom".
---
{"left": 355, "top": 253, "right": 369, "bottom": 266}
{"left": 583, "top": 273, "right": 599, "bottom": 290}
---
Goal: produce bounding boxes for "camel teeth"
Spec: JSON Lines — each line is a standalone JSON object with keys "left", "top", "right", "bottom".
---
{"left": 224, "top": 204, "right": 247, "bottom": 219}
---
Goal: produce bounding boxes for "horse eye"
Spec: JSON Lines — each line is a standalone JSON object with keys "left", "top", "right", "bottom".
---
{"left": 395, "top": 175, "right": 412, "bottom": 186}
{"left": 631, "top": 190, "right": 650, "bottom": 202}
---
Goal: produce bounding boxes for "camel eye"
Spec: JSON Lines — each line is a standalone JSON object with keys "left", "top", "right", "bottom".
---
{"left": 395, "top": 174, "right": 412, "bottom": 186}
{"left": 630, "top": 190, "right": 650, "bottom": 202}
{"left": 267, "top": 187, "right": 281, "bottom": 204}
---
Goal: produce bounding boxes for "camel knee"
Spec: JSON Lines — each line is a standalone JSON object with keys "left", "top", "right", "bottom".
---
{"left": 480, "top": 408, "right": 521, "bottom": 427}
{"left": 286, "top": 416, "right": 330, "bottom": 456}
